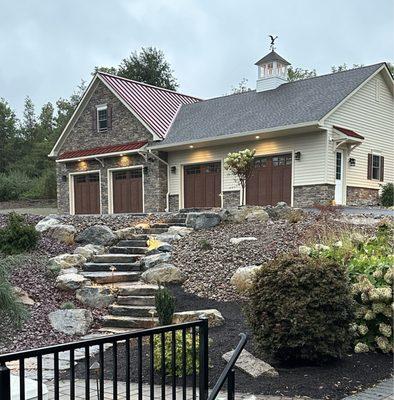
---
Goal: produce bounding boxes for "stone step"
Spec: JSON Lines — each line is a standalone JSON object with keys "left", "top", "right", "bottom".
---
{"left": 92, "top": 254, "right": 143, "bottom": 264}
{"left": 109, "top": 246, "right": 148, "bottom": 255}
{"left": 109, "top": 304, "right": 155, "bottom": 317}
{"left": 168, "top": 222, "right": 186, "bottom": 227}
{"left": 140, "top": 228, "right": 168, "bottom": 234}
{"left": 150, "top": 223, "right": 170, "bottom": 229}
{"left": 128, "top": 234, "right": 150, "bottom": 240}
{"left": 114, "top": 283, "right": 159, "bottom": 296}
{"left": 81, "top": 271, "right": 141, "bottom": 284}
{"left": 117, "top": 295, "right": 156, "bottom": 306}
{"left": 97, "top": 327, "right": 138, "bottom": 335}
{"left": 83, "top": 262, "right": 141, "bottom": 272}
{"left": 117, "top": 239, "right": 148, "bottom": 248}
{"left": 101, "top": 315, "right": 157, "bottom": 329}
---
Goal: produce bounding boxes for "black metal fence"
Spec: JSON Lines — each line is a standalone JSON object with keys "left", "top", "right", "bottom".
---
{"left": 0, "top": 319, "right": 209, "bottom": 400}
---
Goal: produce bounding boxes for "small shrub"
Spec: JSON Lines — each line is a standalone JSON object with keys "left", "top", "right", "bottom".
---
{"left": 22, "top": 169, "right": 57, "bottom": 199}
{"left": 199, "top": 239, "right": 212, "bottom": 251}
{"left": 155, "top": 286, "right": 176, "bottom": 326}
{"left": 0, "top": 170, "right": 31, "bottom": 201}
{"left": 153, "top": 331, "right": 200, "bottom": 377}
{"left": 245, "top": 254, "right": 354, "bottom": 363}
{"left": 0, "top": 213, "right": 39, "bottom": 254}
{"left": 380, "top": 183, "right": 394, "bottom": 207}
{"left": 61, "top": 301, "right": 76, "bottom": 309}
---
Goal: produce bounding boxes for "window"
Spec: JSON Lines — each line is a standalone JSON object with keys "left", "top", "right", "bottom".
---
{"left": 368, "top": 153, "right": 384, "bottom": 181}
{"left": 372, "top": 154, "right": 381, "bottom": 180}
{"left": 97, "top": 105, "right": 108, "bottom": 132}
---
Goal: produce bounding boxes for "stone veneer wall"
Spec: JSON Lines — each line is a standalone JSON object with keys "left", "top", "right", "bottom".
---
{"left": 56, "top": 152, "right": 167, "bottom": 214}
{"left": 222, "top": 190, "right": 241, "bottom": 208}
{"left": 293, "top": 184, "right": 335, "bottom": 207}
{"left": 168, "top": 195, "right": 180, "bottom": 212}
{"left": 346, "top": 186, "right": 379, "bottom": 206}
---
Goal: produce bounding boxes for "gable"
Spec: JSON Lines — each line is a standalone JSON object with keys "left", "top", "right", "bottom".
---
{"left": 56, "top": 80, "right": 154, "bottom": 155}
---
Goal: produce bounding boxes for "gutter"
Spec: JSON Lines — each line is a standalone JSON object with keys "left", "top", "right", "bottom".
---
{"left": 55, "top": 147, "right": 147, "bottom": 163}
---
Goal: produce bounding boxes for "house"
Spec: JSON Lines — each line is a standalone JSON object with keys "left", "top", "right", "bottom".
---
{"left": 49, "top": 48, "right": 394, "bottom": 214}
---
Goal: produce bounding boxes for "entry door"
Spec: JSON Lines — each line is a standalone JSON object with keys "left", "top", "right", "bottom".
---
{"left": 335, "top": 151, "right": 344, "bottom": 205}
{"left": 112, "top": 169, "right": 143, "bottom": 213}
{"left": 73, "top": 173, "right": 100, "bottom": 214}
{"left": 183, "top": 162, "right": 221, "bottom": 208}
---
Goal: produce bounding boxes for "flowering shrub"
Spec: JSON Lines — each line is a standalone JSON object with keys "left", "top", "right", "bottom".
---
{"left": 245, "top": 254, "right": 354, "bottom": 362}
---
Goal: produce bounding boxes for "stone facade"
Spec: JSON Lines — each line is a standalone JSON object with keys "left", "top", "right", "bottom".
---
{"left": 293, "top": 184, "right": 335, "bottom": 207}
{"left": 346, "top": 186, "right": 379, "bottom": 206}
{"left": 169, "top": 195, "right": 179, "bottom": 212}
{"left": 222, "top": 190, "right": 241, "bottom": 208}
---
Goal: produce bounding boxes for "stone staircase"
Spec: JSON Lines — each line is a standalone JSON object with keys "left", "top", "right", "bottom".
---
{"left": 82, "top": 213, "right": 187, "bottom": 333}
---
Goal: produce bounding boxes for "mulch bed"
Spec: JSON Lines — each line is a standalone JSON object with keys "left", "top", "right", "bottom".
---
{"left": 70, "top": 286, "right": 392, "bottom": 399}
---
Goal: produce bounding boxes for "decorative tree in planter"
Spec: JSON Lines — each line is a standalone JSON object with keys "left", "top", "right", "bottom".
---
{"left": 224, "top": 149, "right": 256, "bottom": 206}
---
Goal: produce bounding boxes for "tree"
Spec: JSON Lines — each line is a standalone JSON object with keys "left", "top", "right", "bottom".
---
{"left": 224, "top": 149, "right": 256, "bottom": 206}
{"left": 331, "top": 63, "right": 363, "bottom": 73}
{"left": 287, "top": 66, "right": 317, "bottom": 82}
{"left": 230, "top": 78, "right": 252, "bottom": 94}
{"left": 95, "top": 47, "right": 178, "bottom": 90}
{"left": 0, "top": 99, "right": 19, "bottom": 172}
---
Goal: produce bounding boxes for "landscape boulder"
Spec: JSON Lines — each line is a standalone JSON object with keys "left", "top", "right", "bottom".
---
{"left": 265, "top": 202, "right": 296, "bottom": 220}
{"left": 151, "top": 233, "right": 181, "bottom": 243}
{"left": 230, "top": 237, "right": 257, "bottom": 245}
{"left": 245, "top": 209, "right": 269, "bottom": 223}
{"left": 221, "top": 207, "right": 269, "bottom": 224}
{"left": 55, "top": 273, "right": 88, "bottom": 291}
{"left": 76, "top": 225, "right": 116, "bottom": 246}
{"left": 35, "top": 216, "right": 61, "bottom": 232}
{"left": 173, "top": 309, "right": 224, "bottom": 327}
{"left": 157, "top": 242, "right": 172, "bottom": 252}
{"left": 141, "top": 263, "right": 185, "bottom": 284}
{"left": 74, "top": 244, "right": 105, "bottom": 260}
{"left": 167, "top": 226, "right": 193, "bottom": 237}
{"left": 222, "top": 349, "right": 278, "bottom": 378}
{"left": 76, "top": 286, "right": 115, "bottom": 308}
{"left": 186, "top": 212, "right": 222, "bottom": 230}
{"left": 114, "top": 227, "right": 137, "bottom": 240}
{"left": 48, "top": 309, "right": 93, "bottom": 335}
{"left": 230, "top": 265, "right": 261, "bottom": 293}
{"left": 13, "top": 287, "right": 35, "bottom": 306}
{"left": 45, "top": 224, "right": 76, "bottom": 245}
{"left": 47, "top": 253, "right": 86, "bottom": 270}
{"left": 143, "top": 252, "right": 171, "bottom": 269}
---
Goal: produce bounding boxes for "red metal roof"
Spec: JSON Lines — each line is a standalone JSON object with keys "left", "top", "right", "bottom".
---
{"left": 334, "top": 126, "right": 365, "bottom": 140}
{"left": 58, "top": 141, "right": 147, "bottom": 160}
{"left": 98, "top": 72, "right": 201, "bottom": 139}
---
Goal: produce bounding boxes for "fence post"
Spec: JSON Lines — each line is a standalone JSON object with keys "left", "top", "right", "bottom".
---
{"left": 199, "top": 317, "right": 209, "bottom": 400}
{"left": 0, "top": 363, "right": 11, "bottom": 400}
{"left": 227, "top": 369, "right": 235, "bottom": 400}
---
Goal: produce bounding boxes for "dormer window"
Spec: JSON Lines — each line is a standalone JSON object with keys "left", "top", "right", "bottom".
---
{"left": 97, "top": 105, "right": 108, "bottom": 132}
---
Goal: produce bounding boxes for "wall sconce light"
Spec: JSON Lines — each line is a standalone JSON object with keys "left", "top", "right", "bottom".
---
{"left": 143, "top": 166, "right": 148, "bottom": 174}
{"left": 295, "top": 151, "right": 302, "bottom": 161}
{"left": 62, "top": 175, "right": 68, "bottom": 182}
{"left": 349, "top": 158, "right": 356, "bottom": 167}
{"left": 171, "top": 166, "right": 176, "bottom": 174}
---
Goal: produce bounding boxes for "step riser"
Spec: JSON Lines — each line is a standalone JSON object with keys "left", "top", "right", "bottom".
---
{"left": 83, "top": 263, "right": 141, "bottom": 272}
{"left": 140, "top": 228, "right": 168, "bottom": 234}
{"left": 118, "top": 287, "right": 158, "bottom": 296}
{"left": 110, "top": 307, "right": 154, "bottom": 318}
{"left": 102, "top": 318, "right": 156, "bottom": 329}
{"left": 109, "top": 247, "right": 148, "bottom": 255}
{"left": 117, "top": 296, "right": 155, "bottom": 306}
{"left": 92, "top": 255, "right": 142, "bottom": 263}
{"left": 117, "top": 240, "right": 148, "bottom": 247}
{"left": 150, "top": 224, "right": 169, "bottom": 229}
{"left": 89, "top": 274, "right": 140, "bottom": 284}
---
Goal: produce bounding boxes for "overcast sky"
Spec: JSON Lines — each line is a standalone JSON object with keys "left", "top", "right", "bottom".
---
{"left": 1, "top": 0, "right": 393, "bottom": 117}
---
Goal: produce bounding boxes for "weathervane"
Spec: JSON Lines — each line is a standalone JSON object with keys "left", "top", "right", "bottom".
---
{"left": 269, "top": 35, "right": 278, "bottom": 51}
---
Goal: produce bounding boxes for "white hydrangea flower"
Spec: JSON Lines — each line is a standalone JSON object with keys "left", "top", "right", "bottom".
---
{"left": 376, "top": 287, "right": 392, "bottom": 302}
{"left": 333, "top": 240, "right": 343, "bottom": 248}
{"left": 361, "top": 292, "right": 370, "bottom": 304}
{"left": 373, "top": 269, "right": 383, "bottom": 279}
{"left": 314, "top": 244, "right": 330, "bottom": 251}
{"left": 354, "top": 342, "right": 369, "bottom": 353}
{"left": 379, "top": 323, "right": 392, "bottom": 338}
{"left": 372, "top": 302, "right": 386, "bottom": 315}
{"left": 358, "top": 325, "right": 369, "bottom": 336}
{"left": 298, "top": 245, "right": 312, "bottom": 256}
{"left": 383, "top": 305, "right": 392, "bottom": 318}
{"left": 364, "top": 310, "right": 376, "bottom": 321}
{"left": 376, "top": 336, "right": 391, "bottom": 353}
{"left": 384, "top": 267, "right": 394, "bottom": 284}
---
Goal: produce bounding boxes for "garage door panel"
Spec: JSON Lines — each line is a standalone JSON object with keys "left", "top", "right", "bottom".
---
{"left": 74, "top": 173, "right": 100, "bottom": 214}
{"left": 113, "top": 169, "right": 143, "bottom": 213}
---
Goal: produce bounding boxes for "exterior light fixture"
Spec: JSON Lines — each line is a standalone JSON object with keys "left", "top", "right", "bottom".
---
{"left": 189, "top": 145, "right": 194, "bottom": 149}
{"left": 255, "top": 135, "right": 260, "bottom": 139}
{"left": 295, "top": 151, "right": 302, "bottom": 161}
{"left": 119, "top": 153, "right": 124, "bottom": 157}
{"left": 171, "top": 166, "right": 176, "bottom": 174}
{"left": 78, "top": 159, "right": 81, "bottom": 162}
{"left": 62, "top": 175, "right": 68, "bottom": 182}
{"left": 349, "top": 158, "right": 356, "bottom": 166}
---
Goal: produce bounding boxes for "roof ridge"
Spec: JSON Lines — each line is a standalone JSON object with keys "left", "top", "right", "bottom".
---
{"left": 97, "top": 71, "right": 202, "bottom": 100}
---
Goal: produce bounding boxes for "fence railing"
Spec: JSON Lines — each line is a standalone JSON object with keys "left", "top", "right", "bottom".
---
{"left": 0, "top": 319, "right": 209, "bottom": 400}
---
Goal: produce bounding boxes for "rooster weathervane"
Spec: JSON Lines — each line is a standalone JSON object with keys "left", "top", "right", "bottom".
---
{"left": 269, "top": 35, "right": 278, "bottom": 51}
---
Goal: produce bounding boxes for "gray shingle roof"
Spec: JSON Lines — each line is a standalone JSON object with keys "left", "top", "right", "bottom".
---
{"left": 160, "top": 63, "right": 384, "bottom": 146}
{"left": 255, "top": 50, "right": 290, "bottom": 66}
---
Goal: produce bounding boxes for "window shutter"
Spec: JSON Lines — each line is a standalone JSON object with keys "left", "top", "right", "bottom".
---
{"left": 367, "top": 153, "right": 372, "bottom": 180}
{"left": 91, "top": 108, "right": 97, "bottom": 132}
{"left": 107, "top": 104, "right": 112, "bottom": 130}
{"left": 380, "top": 156, "right": 384, "bottom": 182}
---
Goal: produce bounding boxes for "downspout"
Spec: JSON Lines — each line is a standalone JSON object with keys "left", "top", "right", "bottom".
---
{"left": 147, "top": 149, "right": 170, "bottom": 212}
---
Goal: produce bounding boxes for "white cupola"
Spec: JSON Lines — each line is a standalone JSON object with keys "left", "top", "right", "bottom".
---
{"left": 255, "top": 48, "right": 290, "bottom": 92}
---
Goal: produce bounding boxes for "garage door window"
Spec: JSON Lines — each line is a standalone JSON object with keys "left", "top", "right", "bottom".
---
{"left": 185, "top": 165, "right": 201, "bottom": 175}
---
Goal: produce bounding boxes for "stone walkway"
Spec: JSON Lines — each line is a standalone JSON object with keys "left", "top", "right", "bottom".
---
{"left": 343, "top": 377, "right": 394, "bottom": 400}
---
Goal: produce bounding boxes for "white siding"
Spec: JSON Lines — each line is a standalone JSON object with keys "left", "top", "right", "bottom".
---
{"left": 167, "top": 131, "right": 327, "bottom": 198}
{"left": 323, "top": 71, "right": 394, "bottom": 189}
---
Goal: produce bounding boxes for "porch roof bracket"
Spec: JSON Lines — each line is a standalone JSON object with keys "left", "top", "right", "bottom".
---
{"left": 94, "top": 157, "right": 105, "bottom": 167}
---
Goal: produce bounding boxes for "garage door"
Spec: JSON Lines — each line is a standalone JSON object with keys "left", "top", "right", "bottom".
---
{"left": 112, "top": 168, "right": 143, "bottom": 213}
{"left": 246, "top": 153, "right": 292, "bottom": 206}
{"left": 184, "top": 162, "right": 221, "bottom": 208}
{"left": 74, "top": 173, "right": 100, "bottom": 214}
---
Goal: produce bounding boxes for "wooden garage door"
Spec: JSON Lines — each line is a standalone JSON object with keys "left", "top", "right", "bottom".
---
{"left": 246, "top": 153, "right": 292, "bottom": 206}
{"left": 113, "top": 169, "right": 143, "bottom": 213}
{"left": 184, "top": 162, "right": 221, "bottom": 208}
{"left": 74, "top": 173, "right": 100, "bottom": 214}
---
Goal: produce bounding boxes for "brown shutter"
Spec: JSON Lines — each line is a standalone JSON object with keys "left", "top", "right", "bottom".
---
{"left": 367, "top": 153, "right": 372, "bottom": 180}
{"left": 91, "top": 108, "right": 97, "bottom": 132}
{"left": 107, "top": 104, "right": 112, "bottom": 130}
{"left": 380, "top": 156, "right": 384, "bottom": 181}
